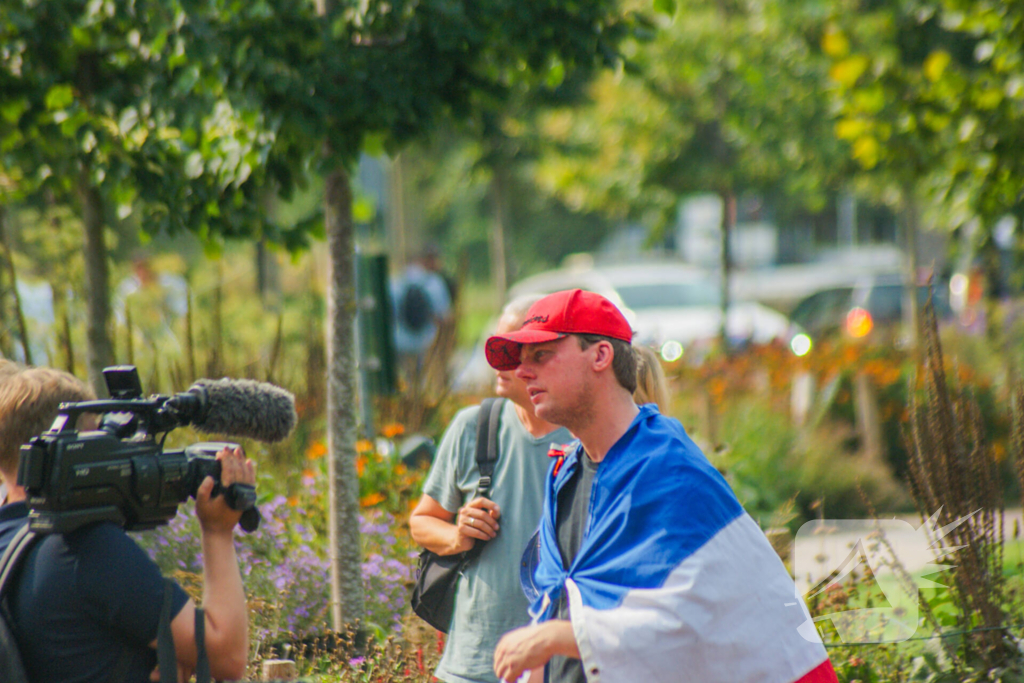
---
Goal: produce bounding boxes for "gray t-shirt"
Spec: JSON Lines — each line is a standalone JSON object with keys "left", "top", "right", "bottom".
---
{"left": 549, "top": 454, "right": 599, "bottom": 683}
{"left": 423, "top": 401, "right": 572, "bottom": 683}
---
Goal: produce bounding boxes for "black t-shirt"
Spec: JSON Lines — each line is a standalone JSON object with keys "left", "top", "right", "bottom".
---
{"left": 549, "top": 454, "right": 599, "bottom": 683}
{"left": 10, "top": 521, "right": 190, "bottom": 683}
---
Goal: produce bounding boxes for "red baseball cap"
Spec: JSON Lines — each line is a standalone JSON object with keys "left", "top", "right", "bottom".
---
{"left": 485, "top": 289, "right": 633, "bottom": 370}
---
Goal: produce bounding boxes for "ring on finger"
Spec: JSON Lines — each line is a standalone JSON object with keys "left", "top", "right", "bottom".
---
{"left": 468, "top": 517, "right": 474, "bottom": 527}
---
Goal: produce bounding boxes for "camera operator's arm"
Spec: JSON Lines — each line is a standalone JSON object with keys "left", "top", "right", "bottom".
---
{"left": 410, "top": 494, "right": 500, "bottom": 556}
{"left": 163, "top": 446, "right": 254, "bottom": 681}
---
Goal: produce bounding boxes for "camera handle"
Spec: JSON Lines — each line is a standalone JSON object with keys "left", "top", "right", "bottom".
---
{"left": 209, "top": 481, "right": 261, "bottom": 533}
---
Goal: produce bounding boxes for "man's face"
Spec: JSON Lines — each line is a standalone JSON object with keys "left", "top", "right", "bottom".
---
{"left": 514, "top": 336, "right": 594, "bottom": 428}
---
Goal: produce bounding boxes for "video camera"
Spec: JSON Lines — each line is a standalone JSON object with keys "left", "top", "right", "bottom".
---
{"left": 17, "top": 366, "right": 297, "bottom": 535}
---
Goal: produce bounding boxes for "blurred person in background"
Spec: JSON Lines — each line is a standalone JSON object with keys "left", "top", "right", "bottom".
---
{"left": 113, "top": 252, "right": 189, "bottom": 357}
{"left": 410, "top": 294, "right": 572, "bottom": 683}
{"left": 392, "top": 246, "right": 452, "bottom": 389}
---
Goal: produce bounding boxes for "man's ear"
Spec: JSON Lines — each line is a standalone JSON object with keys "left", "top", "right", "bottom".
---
{"left": 591, "top": 340, "right": 615, "bottom": 372}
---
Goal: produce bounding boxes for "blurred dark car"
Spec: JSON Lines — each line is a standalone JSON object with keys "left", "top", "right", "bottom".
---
{"left": 789, "top": 274, "right": 953, "bottom": 343}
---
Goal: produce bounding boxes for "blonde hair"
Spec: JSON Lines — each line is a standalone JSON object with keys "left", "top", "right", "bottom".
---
{"left": 633, "top": 345, "right": 669, "bottom": 412}
{"left": 0, "top": 367, "right": 95, "bottom": 473}
{"left": 499, "top": 294, "right": 546, "bottom": 330}
{"left": 0, "top": 359, "right": 23, "bottom": 382}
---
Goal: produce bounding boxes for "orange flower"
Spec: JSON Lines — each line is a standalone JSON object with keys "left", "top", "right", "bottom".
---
{"left": 381, "top": 423, "right": 405, "bottom": 438}
{"left": 356, "top": 439, "right": 374, "bottom": 454}
{"left": 356, "top": 456, "right": 367, "bottom": 476}
{"left": 992, "top": 441, "right": 1007, "bottom": 463}
{"left": 287, "top": 496, "right": 300, "bottom": 507}
{"left": 302, "top": 468, "right": 317, "bottom": 480}
{"left": 360, "top": 492, "right": 385, "bottom": 507}
{"left": 306, "top": 441, "right": 327, "bottom": 460}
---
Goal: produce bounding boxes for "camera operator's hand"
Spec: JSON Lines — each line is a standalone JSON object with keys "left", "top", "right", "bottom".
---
{"left": 196, "top": 445, "right": 256, "bottom": 535}
{"left": 160, "top": 445, "right": 253, "bottom": 682}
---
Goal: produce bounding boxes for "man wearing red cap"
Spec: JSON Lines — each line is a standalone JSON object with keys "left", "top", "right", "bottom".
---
{"left": 487, "top": 290, "right": 835, "bottom": 683}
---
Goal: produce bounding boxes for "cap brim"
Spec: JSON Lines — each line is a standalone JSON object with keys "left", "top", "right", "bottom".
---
{"left": 485, "top": 330, "right": 566, "bottom": 370}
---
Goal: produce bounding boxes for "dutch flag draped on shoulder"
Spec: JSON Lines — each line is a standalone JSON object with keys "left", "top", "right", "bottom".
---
{"left": 522, "top": 405, "right": 836, "bottom": 683}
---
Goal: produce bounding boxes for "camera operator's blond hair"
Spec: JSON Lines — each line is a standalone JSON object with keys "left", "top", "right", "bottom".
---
{"left": 0, "top": 365, "right": 95, "bottom": 503}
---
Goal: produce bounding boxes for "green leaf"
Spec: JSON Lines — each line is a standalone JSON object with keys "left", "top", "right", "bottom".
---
{"left": 353, "top": 195, "right": 375, "bottom": 223}
{"left": 362, "top": 133, "right": 385, "bottom": 157}
{"left": 653, "top": 0, "right": 676, "bottom": 17}
{"left": 45, "top": 84, "right": 75, "bottom": 111}
{"left": 118, "top": 107, "right": 139, "bottom": 136}
{"left": 59, "top": 109, "right": 89, "bottom": 137}
{"left": 0, "top": 98, "right": 29, "bottom": 124}
{"left": 70, "top": 25, "right": 93, "bottom": 47}
{"left": 545, "top": 59, "right": 566, "bottom": 89}
{"left": 184, "top": 151, "right": 204, "bottom": 178}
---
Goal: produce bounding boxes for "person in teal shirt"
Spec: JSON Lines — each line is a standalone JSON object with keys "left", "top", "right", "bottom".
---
{"left": 410, "top": 295, "right": 571, "bottom": 683}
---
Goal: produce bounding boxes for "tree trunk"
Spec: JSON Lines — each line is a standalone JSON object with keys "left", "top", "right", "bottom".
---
{"left": 59, "top": 288, "right": 75, "bottom": 374}
{"left": 854, "top": 372, "right": 885, "bottom": 464}
{"left": 718, "top": 189, "right": 736, "bottom": 352}
{"left": 388, "top": 153, "right": 409, "bottom": 271}
{"left": 0, "top": 208, "right": 32, "bottom": 364}
{"left": 490, "top": 165, "right": 510, "bottom": 309}
{"left": 206, "top": 260, "right": 224, "bottom": 377}
{"left": 78, "top": 171, "right": 113, "bottom": 395}
{"left": 125, "top": 301, "right": 135, "bottom": 366}
{"left": 257, "top": 238, "right": 281, "bottom": 308}
{"left": 901, "top": 186, "right": 920, "bottom": 350}
{"left": 0, "top": 208, "right": 11, "bottom": 359}
{"left": 185, "top": 286, "right": 196, "bottom": 381}
{"left": 324, "top": 164, "right": 365, "bottom": 631}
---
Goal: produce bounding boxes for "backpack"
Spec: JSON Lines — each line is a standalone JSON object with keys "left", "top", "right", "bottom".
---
{"left": 410, "top": 398, "right": 503, "bottom": 632}
{"left": 0, "top": 524, "right": 37, "bottom": 683}
{"left": 400, "top": 281, "right": 434, "bottom": 333}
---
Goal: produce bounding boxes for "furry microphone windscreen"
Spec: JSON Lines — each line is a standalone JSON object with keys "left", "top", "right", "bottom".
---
{"left": 190, "top": 378, "right": 297, "bottom": 443}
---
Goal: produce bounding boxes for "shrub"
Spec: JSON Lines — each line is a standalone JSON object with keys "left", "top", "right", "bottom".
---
{"left": 138, "top": 452, "right": 419, "bottom": 646}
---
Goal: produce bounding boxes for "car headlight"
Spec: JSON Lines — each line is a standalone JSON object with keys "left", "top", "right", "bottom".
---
{"left": 660, "top": 340, "right": 684, "bottom": 362}
{"left": 846, "top": 307, "right": 873, "bottom": 338}
{"left": 790, "top": 333, "right": 813, "bottom": 357}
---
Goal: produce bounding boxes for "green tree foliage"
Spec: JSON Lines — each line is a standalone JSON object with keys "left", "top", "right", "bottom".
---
{"left": 822, "top": 0, "right": 994, "bottom": 338}
{"left": 0, "top": 0, "right": 287, "bottom": 389}
{"left": 533, "top": 0, "right": 843, "bottom": 344}
{"left": 929, "top": 0, "right": 1024, "bottom": 226}
{"left": 536, "top": 0, "right": 842, "bottom": 220}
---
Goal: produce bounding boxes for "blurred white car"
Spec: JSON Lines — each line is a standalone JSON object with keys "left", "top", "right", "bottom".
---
{"left": 452, "top": 260, "right": 795, "bottom": 390}
{"left": 509, "top": 261, "right": 794, "bottom": 360}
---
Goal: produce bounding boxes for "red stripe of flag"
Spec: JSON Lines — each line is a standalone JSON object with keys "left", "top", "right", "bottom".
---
{"left": 795, "top": 658, "right": 839, "bottom": 683}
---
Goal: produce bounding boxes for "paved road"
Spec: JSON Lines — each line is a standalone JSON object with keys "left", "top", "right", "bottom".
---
{"left": 790, "top": 509, "right": 1024, "bottom": 594}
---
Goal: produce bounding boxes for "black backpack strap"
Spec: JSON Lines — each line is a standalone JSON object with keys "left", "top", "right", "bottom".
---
{"left": 193, "top": 607, "right": 210, "bottom": 683}
{"left": 155, "top": 579, "right": 211, "bottom": 683}
{"left": 0, "top": 525, "right": 35, "bottom": 598}
{"left": 157, "top": 579, "right": 177, "bottom": 683}
{"left": 0, "top": 526, "right": 39, "bottom": 683}
{"left": 475, "top": 398, "right": 504, "bottom": 495}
